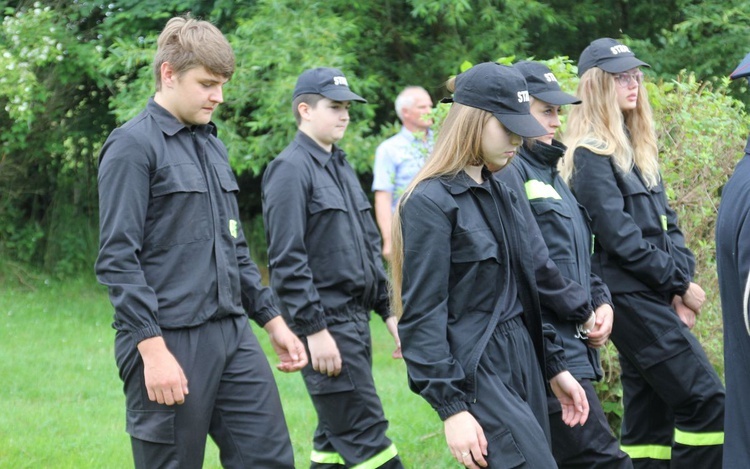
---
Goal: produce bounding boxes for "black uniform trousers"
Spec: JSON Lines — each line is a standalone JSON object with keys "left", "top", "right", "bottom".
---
{"left": 301, "top": 319, "right": 402, "bottom": 469}
{"left": 611, "top": 291, "right": 724, "bottom": 469}
{"left": 549, "top": 379, "right": 633, "bottom": 468}
{"left": 115, "top": 315, "right": 295, "bottom": 469}
{"left": 466, "top": 316, "right": 557, "bottom": 468}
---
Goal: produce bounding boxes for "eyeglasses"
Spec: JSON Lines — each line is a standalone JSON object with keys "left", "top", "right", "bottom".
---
{"left": 612, "top": 71, "right": 644, "bottom": 88}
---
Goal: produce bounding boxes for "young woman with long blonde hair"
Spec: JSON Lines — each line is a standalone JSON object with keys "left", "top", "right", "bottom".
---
{"left": 391, "top": 62, "right": 590, "bottom": 469}
{"left": 561, "top": 38, "right": 725, "bottom": 468}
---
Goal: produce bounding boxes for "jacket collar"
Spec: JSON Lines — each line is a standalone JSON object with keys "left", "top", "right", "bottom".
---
{"left": 441, "top": 167, "right": 493, "bottom": 195}
{"left": 294, "top": 130, "right": 343, "bottom": 166}
{"left": 147, "top": 97, "right": 217, "bottom": 138}
{"left": 518, "top": 138, "right": 566, "bottom": 169}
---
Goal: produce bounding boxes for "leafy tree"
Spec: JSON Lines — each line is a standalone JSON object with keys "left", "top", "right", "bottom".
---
{"left": 627, "top": 0, "right": 750, "bottom": 81}
{"left": 1, "top": 0, "right": 749, "bottom": 282}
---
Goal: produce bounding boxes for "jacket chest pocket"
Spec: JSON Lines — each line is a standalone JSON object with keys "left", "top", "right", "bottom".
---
{"left": 530, "top": 199, "right": 574, "bottom": 227}
{"left": 146, "top": 163, "right": 211, "bottom": 248}
{"left": 531, "top": 200, "right": 577, "bottom": 261}
{"left": 309, "top": 185, "right": 347, "bottom": 214}
{"left": 213, "top": 163, "right": 241, "bottom": 235}
{"left": 619, "top": 172, "right": 663, "bottom": 236}
{"left": 450, "top": 228, "right": 503, "bottom": 314}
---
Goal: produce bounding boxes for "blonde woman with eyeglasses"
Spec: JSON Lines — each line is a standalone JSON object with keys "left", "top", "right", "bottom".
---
{"left": 561, "top": 38, "right": 725, "bottom": 469}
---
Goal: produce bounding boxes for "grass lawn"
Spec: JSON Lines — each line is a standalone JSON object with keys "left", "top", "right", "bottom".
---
{"left": 0, "top": 276, "right": 452, "bottom": 468}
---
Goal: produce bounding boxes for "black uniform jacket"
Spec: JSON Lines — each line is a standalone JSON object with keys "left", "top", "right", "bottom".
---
{"left": 398, "top": 168, "right": 588, "bottom": 421}
{"left": 497, "top": 140, "right": 610, "bottom": 380}
{"left": 716, "top": 137, "right": 750, "bottom": 466}
{"left": 262, "top": 131, "right": 390, "bottom": 336}
{"left": 569, "top": 147, "right": 694, "bottom": 296}
{"left": 96, "top": 98, "right": 280, "bottom": 344}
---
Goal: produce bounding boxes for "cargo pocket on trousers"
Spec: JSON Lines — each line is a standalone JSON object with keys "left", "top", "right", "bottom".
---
{"left": 126, "top": 409, "right": 176, "bottom": 444}
{"left": 633, "top": 326, "right": 691, "bottom": 369}
{"left": 487, "top": 428, "right": 525, "bottom": 469}
{"left": 302, "top": 365, "right": 356, "bottom": 396}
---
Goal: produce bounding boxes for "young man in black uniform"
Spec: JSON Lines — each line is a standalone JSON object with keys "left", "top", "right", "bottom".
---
{"left": 262, "top": 67, "right": 403, "bottom": 468}
{"left": 96, "top": 15, "right": 307, "bottom": 469}
{"left": 716, "top": 53, "right": 750, "bottom": 469}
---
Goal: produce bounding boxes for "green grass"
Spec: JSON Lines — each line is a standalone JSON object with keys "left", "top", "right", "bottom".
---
{"left": 0, "top": 276, "right": 452, "bottom": 468}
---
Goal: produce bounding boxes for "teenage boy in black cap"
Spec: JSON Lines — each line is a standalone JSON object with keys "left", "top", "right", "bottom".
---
{"left": 496, "top": 60, "right": 632, "bottom": 468}
{"left": 262, "top": 67, "right": 403, "bottom": 469}
{"left": 716, "top": 54, "right": 750, "bottom": 469}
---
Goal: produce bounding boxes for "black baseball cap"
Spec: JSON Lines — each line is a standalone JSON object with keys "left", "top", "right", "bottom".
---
{"left": 513, "top": 61, "right": 581, "bottom": 106}
{"left": 730, "top": 52, "right": 750, "bottom": 80}
{"left": 577, "top": 38, "right": 650, "bottom": 77}
{"left": 449, "top": 62, "right": 546, "bottom": 138}
{"left": 293, "top": 67, "right": 367, "bottom": 103}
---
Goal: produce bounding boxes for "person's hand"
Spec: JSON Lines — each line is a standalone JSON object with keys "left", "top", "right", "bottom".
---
{"left": 307, "top": 329, "right": 342, "bottom": 376}
{"left": 137, "top": 336, "right": 189, "bottom": 406}
{"left": 587, "top": 304, "right": 614, "bottom": 348}
{"left": 263, "top": 316, "right": 308, "bottom": 372}
{"left": 385, "top": 316, "right": 402, "bottom": 359}
{"left": 672, "top": 295, "right": 696, "bottom": 329}
{"left": 681, "top": 282, "right": 705, "bottom": 314}
{"left": 549, "top": 371, "right": 589, "bottom": 427}
{"left": 444, "top": 411, "right": 488, "bottom": 468}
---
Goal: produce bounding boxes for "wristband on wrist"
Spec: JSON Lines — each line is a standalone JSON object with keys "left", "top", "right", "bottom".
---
{"left": 575, "top": 312, "right": 596, "bottom": 340}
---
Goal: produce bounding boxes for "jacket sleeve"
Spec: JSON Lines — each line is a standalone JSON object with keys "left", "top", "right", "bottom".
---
{"left": 589, "top": 272, "right": 613, "bottom": 310}
{"left": 398, "top": 190, "right": 469, "bottom": 421}
{"left": 262, "top": 159, "right": 326, "bottom": 336}
{"left": 95, "top": 130, "right": 162, "bottom": 344}
{"left": 571, "top": 147, "right": 690, "bottom": 295}
{"left": 235, "top": 221, "right": 281, "bottom": 327}
{"left": 543, "top": 322, "right": 569, "bottom": 378}
{"left": 664, "top": 193, "right": 696, "bottom": 279}
{"left": 358, "top": 182, "right": 392, "bottom": 321}
{"left": 497, "top": 167, "right": 593, "bottom": 323}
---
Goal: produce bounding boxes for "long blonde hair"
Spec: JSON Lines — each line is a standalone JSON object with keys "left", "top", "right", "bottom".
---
{"left": 390, "top": 78, "right": 494, "bottom": 319}
{"left": 560, "top": 67, "right": 659, "bottom": 188}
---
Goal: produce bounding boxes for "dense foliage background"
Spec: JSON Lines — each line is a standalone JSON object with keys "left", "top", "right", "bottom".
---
{"left": 2, "top": 0, "right": 749, "bottom": 276}
{"left": 1, "top": 0, "right": 749, "bottom": 433}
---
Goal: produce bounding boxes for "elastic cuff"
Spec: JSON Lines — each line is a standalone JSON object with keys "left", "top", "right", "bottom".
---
{"left": 132, "top": 325, "right": 162, "bottom": 344}
{"left": 437, "top": 401, "right": 470, "bottom": 421}
{"left": 296, "top": 318, "right": 328, "bottom": 337}
{"left": 674, "top": 278, "right": 691, "bottom": 297}
{"left": 546, "top": 355, "right": 568, "bottom": 379}
{"left": 591, "top": 295, "right": 613, "bottom": 311}
{"left": 251, "top": 307, "right": 280, "bottom": 327}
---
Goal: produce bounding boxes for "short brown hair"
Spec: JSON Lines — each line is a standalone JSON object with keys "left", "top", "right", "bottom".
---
{"left": 153, "top": 15, "right": 235, "bottom": 91}
{"left": 292, "top": 93, "right": 325, "bottom": 125}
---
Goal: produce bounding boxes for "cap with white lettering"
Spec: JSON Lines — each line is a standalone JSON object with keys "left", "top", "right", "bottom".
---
{"left": 577, "top": 38, "right": 650, "bottom": 77}
{"left": 513, "top": 61, "right": 581, "bottom": 106}
{"left": 447, "top": 62, "right": 546, "bottom": 138}
{"left": 293, "top": 67, "right": 367, "bottom": 103}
